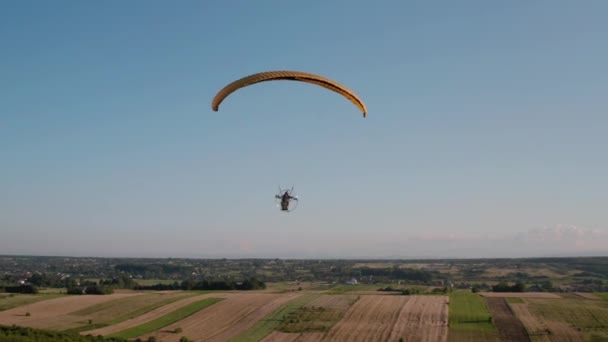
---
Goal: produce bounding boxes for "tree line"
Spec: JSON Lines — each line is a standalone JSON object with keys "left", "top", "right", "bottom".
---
{"left": 135, "top": 277, "right": 266, "bottom": 291}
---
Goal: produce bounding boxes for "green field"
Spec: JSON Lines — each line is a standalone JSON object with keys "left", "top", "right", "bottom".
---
{"left": 505, "top": 297, "right": 525, "bottom": 304}
{"left": 231, "top": 294, "right": 320, "bottom": 342}
{"left": 527, "top": 298, "right": 608, "bottom": 341}
{"left": 595, "top": 293, "right": 608, "bottom": 301}
{"left": 0, "top": 293, "right": 65, "bottom": 311}
{"left": 109, "top": 297, "right": 224, "bottom": 339}
{"left": 37, "top": 288, "right": 66, "bottom": 294}
{"left": 134, "top": 279, "right": 180, "bottom": 286}
{"left": 278, "top": 295, "right": 359, "bottom": 334}
{"left": 448, "top": 292, "right": 499, "bottom": 342}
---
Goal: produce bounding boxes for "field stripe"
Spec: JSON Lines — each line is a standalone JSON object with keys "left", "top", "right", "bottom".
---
{"left": 109, "top": 297, "right": 224, "bottom": 339}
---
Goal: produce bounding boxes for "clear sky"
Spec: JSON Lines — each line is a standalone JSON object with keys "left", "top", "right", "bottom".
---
{"left": 2, "top": 1, "right": 607, "bottom": 259}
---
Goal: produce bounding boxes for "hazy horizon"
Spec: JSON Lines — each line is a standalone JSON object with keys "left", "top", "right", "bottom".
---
{"left": 2, "top": 1, "right": 607, "bottom": 259}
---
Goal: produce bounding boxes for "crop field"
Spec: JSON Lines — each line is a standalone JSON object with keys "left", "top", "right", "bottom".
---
{"left": 287, "top": 294, "right": 359, "bottom": 332}
{"left": 80, "top": 292, "right": 234, "bottom": 336}
{"left": 478, "top": 292, "right": 562, "bottom": 299}
{"left": 509, "top": 302, "right": 553, "bottom": 341}
{"left": 134, "top": 278, "right": 181, "bottom": 286}
{"left": 0, "top": 293, "right": 65, "bottom": 311}
{"left": 258, "top": 296, "right": 357, "bottom": 341}
{"left": 484, "top": 297, "right": 528, "bottom": 341}
{"left": 0, "top": 292, "right": 196, "bottom": 333}
{"left": 232, "top": 293, "right": 320, "bottom": 342}
{"left": 386, "top": 295, "right": 449, "bottom": 342}
{"left": 62, "top": 291, "right": 196, "bottom": 333}
{"left": 3, "top": 288, "right": 608, "bottom": 341}
{"left": 525, "top": 298, "right": 608, "bottom": 341}
{"left": 448, "top": 292, "right": 499, "bottom": 342}
{"left": 110, "top": 297, "right": 225, "bottom": 339}
{"left": 482, "top": 267, "right": 569, "bottom": 279}
{"left": 265, "top": 282, "right": 327, "bottom": 293}
{"left": 0, "top": 292, "right": 141, "bottom": 330}
{"left": 321, "top": 283, "right": 427, "bottom": 295}
{"left": 251, "top": 294, "right": 359, "bottom": 341}
{"left": 139, "top": 292, "right": 303, "bottom": 342}
{"left": 323, "top": 294, "right": 448, "bottom": 342}
{"left": 573, "top": 292, "right": 601, "bottom": 300}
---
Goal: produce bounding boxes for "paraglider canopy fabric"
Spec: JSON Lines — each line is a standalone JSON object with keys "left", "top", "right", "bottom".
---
{"left": 211, "top": 70, "right": 367, "bottom": 117}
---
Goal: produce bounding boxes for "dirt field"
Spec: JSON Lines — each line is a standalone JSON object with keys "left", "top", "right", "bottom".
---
{"left": 81, "top": 292, "right": 234, "bottom": 336}
{"left": 387, "top": 295, "right": 449, "bottom": 342}
{"left": 478, "top": 292, "right": 561, "bottom": 299}
{"left": 0, "top": 293, "right": 141, "bottom": 330}
{"left": 320, "top": 295, "right": 448, "bottom": 342}
{"left": 139, "top": 292, "right": 302, "bottom": 342}
{"left": 485, "top": 297, "right": 529, "bottom": 342}
{"left": 319, "top": 295, "right": 407, "bottom": 341}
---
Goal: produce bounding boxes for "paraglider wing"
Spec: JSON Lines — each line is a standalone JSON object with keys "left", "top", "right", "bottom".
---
{"left": 211, "top": 70, "right": 367, "bottom": 117}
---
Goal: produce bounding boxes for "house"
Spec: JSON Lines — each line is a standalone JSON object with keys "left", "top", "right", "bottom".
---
{"left": 345, "top": 278, "right": 358, "bottom": 285}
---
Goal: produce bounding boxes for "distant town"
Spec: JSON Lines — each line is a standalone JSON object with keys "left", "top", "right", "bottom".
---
{"left": 2, "top": 255, "right": 607, "bottom": 294}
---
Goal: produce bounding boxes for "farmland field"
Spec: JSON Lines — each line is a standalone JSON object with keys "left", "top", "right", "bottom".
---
{"left": 257, "top": 295, "right": 358, "bottom": 341}
{"left": 0, "top": 292, "right": 141, "bottom": 330}
{"left": 572, "top": 292, "right": 601, "bottom": 300}
{"left": 63, "top": 291, "right": 196, "bottom": 333}
{"left": 448, "top": 292, "right": 499, "bottom": 342}
{"left": 526, "top": 298, "right": 608, "bottom": 341}
{"left": 484, "top": 297, "right": 529, "bottom": 341}
{"left": 81, "top": 292, "right": 233, "bottom": 336}
{"left": 386, "top": 295, "right": 449, "bottom": 342}
{"left": 232, "top": 293, "right": 320, "bottom": 342}
{"left": 0, "top": 293, "right": 65, "bottom": 311}
{"left": 110, "top": 297, "right": 224, "bottom": 339}
{"left": 322, "top": 294, "right": 448, "bottom": 342}
{"left": 322, "top": 295, "right": 409, "bottom": 341}
{"left": 478, "top": 292, "right": 561, "bottom": 299}
{"left": 283, "top": 294, "right": 359, "bottom": 333}
{"left": 139, "top": 292, "right": 303, "bottom": 342}
{"left": 134, "top": 279, "right": 181, "bottom": 286}
{"left": 3, "top": 288, "right": 608, "bottom": 341}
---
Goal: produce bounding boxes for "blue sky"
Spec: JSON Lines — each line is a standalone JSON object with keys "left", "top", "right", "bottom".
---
{"left": 1, "top": 1, "right": 607, "bottom": 258}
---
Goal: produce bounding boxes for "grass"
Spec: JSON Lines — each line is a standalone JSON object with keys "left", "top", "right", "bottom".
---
{"left": 448, "top": 292, "right": 498, "bottom": 342}
{"left": 595, "top": 293, "right": 608, "bottom": 301}
{"left": 277, "top": 296, "right": 359, "bottom": 333}
{"left": 134, "top": 279, "right": 180, "bottom": 286}
{"left": 527, "top": 298, "right": 608, "bottom": 340}
{"left": 506, "top": 297, "right": 525, "bottom": 304}
{"left": 62, "top": 292, "right": 196, "bottom": 333}
{"left": 0, "top": 293, "right": 65, "bottom": 311}
{"left": 230, "top": 294, "right": 320, "bottom": 342}
{"left": 37, "top": 288, "right": 66, "bottom": 294}
{"left": 323, "top": 283, "right": 413, "bottom": 294}
{"left": 109, "top": 297, "right": 224, "bottom": 339}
